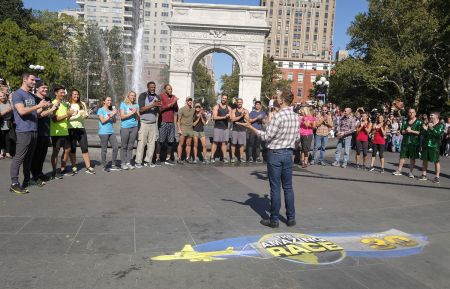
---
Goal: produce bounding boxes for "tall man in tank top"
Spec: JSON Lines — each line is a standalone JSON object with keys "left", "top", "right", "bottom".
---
{"left": 230, "top": 98, "right": 249, "bottom": 163}
{"left": 211, "top": 95, "right": 231, "bottom": 163}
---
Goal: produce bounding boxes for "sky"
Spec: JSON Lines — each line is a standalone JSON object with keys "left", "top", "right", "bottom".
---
{"left": 23, "top": 0, "right": 367, "bottom": 92}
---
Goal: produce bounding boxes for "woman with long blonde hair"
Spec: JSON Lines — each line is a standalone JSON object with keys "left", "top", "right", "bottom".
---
{"left": 120, "top": 91, "right": 140, "bottom": 170}
{"left": 299, "top": 106, "right": 315, "bottom": 168}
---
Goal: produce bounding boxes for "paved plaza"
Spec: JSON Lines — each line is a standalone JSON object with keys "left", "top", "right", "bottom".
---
{"left": 0, "top": 147, "right": 449, "bottom": 289}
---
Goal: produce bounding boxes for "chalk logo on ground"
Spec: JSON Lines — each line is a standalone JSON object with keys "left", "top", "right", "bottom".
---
{"left": 151, "top": 229, "right": 428, "bottom": 265}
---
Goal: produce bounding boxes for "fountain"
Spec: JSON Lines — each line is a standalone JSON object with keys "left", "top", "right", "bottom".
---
{"left": 131, "top": 25, "right": 145, "bottom": 94}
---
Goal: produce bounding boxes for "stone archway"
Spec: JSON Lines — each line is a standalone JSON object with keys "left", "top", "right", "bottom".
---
{"left": 167, "top": 3, "right": 270, "bottom": 110}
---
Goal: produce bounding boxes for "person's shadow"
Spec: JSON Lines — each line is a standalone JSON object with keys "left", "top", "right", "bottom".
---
{"left": 222, "top": 193, "right": 287, "bottom": 223}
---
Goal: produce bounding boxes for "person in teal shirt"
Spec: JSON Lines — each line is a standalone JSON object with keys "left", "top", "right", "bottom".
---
{"left": 119, "top": 91, "right": 140, "bottom": 170}
{"left": 419, "top": 112, "right": 445, "bottom": 183}
{"left": 97, "top": 96, "right": 120, "bottom": 172}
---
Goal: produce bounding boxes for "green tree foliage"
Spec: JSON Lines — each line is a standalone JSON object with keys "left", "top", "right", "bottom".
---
{"left": 220, "top": 61, "right": 240, "bottom": 101}
{"left": 193, "top": 62, "right": 216, "bottom": 109}
{"left": 261, "top": 55, "right": 291, "bottom": 106}
{"left": 331, "top": 0, "right": 449, "bottom": 114}
{"left": 0, "top": 19, "right": 68, "bottom": 88}
{"left": 0, "top": 0, "right": 32, "bottom": 29}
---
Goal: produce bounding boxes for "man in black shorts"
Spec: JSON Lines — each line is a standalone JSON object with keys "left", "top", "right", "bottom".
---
{"left": 211, "top": 94, "right": 231, "bottom": 163}
{"left": 50, "top": 85, "right": 74, "bottom": 179}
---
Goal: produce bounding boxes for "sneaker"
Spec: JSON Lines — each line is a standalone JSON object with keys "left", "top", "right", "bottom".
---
{"left": 143, "top": 162, "right": 149, "bottom": 167}
{"left": 286, "top": 219, "right": 296, "bottom": 227}
{"left": 165, "top": 159, "right": 175, "bottom": 166}
{"left": 85, "top": 167, "right": 96, "bottom": 174}
{"left": 127, "top": 163, "right": 135, "bottom": 170}
{"left": 61, "top": 169, "right": 74, "bottom": 176}
{"left": 380, "top": 169, "right": 385, "bottom": 174}
{"left": 419, "top": 175, "right": 427, "bottom": 181}
{"left": 29, "top": 179, "right": 46, "bottom": 187}
{"left": 155, "top": 160, "right": 162, "bottom": 166}
{"left": 148, "top": 163, "right": 156, "bottom": 168}
{"left": 392, "top": 170, "right": 402, "bottom": 176}
{"left": 121, "top": 164, "right": 129, "bottom": 170}
{"left": 135, "top": 163, "right": 143, "bottom": 169}
{"left": 51, "top": 172, "right": 63, "bottom": 180}
{"left": 248, "top": 159, "right": 254, "bottom": 163}
{"left": 433, "top": 177, "right": 440, "bottom": 183}
{"left": 223, "top": 158, "right": 230, "bottom": 164}
{"left": 341, "top": 163, "right": 347, "bottom": 168}
{"left": 231, "top": 157, "right": 237, "bottom": 163}
{"left": 10, "top": 183, "right": 29, "bottom": 194}
{"left": 72, "top": 167, "right": 78, "bottom": 174}
{"left": 102, "top": 167, "right": 110, "bottom": 172}
{"left": 256, "top": 158, "right": 263, "bottom": 164}
{"left": 408, "top": 173, "right": 414, "bottom": 179}
{"left": 210, "top": 158, "right": 216, "bottom": 164}
{"left": 260, "top": 219, "right": 279, "bottom": 228}
{"left": 191, "top": 159, "right": 198, "bottom": 164}
{"left": 240, "top": 158, "right": 246, "bottom": 163}
{"left": 310, "top": 160, "right": 315, "bottom": 165}
{"left": 110, "top": 165, "right": 122, "bottom": 171}
{"left": 320, "top": 161, "right": 326, "bottom": 166}
{"left": 332, "top": 161, "right": 340, "bottom": 167}
{"left": 369, "top": 167, "right": 376, "bottom": 172}
{"left": 177, "top": 159, "right": 184, "bottom": 165}
{"left": 202, "top": 160, "right": 208, "bottom": 165}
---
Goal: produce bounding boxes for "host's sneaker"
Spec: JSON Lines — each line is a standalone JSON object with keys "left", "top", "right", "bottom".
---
{"left": 392, "top": 170, "right": 402, "bottom": 176}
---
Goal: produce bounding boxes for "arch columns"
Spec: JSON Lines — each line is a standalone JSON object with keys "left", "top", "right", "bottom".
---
{"left": 167, "top": 3, "right": 270, "bottom": 110}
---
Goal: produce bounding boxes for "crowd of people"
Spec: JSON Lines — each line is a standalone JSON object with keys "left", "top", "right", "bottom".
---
{"left": 1, "top": 73, "right": 449, "bottom": 195}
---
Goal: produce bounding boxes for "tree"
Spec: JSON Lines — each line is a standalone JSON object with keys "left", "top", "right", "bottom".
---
{"left": 261, "top": 55, "right": 291, "bottom": 106}
{"left": 193, "top": 62, "right": 215, "bottom": 109}
{"left": 220, "top": 62, "right": 240, "bottom": 101}
{"left": 0, "top": 0, "right": 32, "bottom": 29}
{"left": 332, "top": 0, "right": 449, "bottom": 114}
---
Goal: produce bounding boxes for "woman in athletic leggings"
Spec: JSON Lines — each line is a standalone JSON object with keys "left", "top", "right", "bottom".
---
{"left": 370, "top": 115, "right": 387, "bottom": 173}
{"left": 97, "top": 96, "right": 120, "bottom": 172}
{"left": 67, "top": 89, "right": 95, "bottom": 174}
{"left": 119, "top": 91, "right": 139, "bottom": 170}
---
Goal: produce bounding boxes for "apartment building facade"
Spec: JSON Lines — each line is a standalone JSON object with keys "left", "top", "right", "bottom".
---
{"left": 260, "top": 0, "right": 336, "bottom": 100}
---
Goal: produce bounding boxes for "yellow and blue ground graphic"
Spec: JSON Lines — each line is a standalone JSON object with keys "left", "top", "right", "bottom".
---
{"left": 151, "top": 229, "right": 428, "bottom": 265}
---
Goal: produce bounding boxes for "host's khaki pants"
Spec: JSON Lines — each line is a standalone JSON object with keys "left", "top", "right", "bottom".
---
{"left": 136, "top": 122, "right": 158, "bottom": 164}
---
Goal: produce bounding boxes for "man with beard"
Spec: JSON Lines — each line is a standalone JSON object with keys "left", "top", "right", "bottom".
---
{"left": 211, "top": 94, "right": 231, "bottom": 163}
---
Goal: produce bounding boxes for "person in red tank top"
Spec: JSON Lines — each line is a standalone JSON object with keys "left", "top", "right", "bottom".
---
{"left": 355, "top": 113, "right": 372, "bottom": 169}
{"left": 370, "top": 115, "right": 387, "bottom": 173}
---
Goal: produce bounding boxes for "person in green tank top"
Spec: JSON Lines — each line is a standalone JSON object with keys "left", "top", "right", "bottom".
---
{"left": 393, "top": 108, "right": 422, "bottom": 178}
{"left": 50, "top": 85, "right": 74, "bottom": 179}
{"left": 419, "top": 112, "right": 445, "bottom": 183}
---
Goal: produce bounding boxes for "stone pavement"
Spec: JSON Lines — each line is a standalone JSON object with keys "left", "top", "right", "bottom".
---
{"left": 0, "top": 149, "right": 449, "bottom": 289}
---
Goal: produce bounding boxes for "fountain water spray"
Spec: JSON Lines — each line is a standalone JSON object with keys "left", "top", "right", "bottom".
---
{"left": 131, "top": 25, "right": 145, "bottom": 94}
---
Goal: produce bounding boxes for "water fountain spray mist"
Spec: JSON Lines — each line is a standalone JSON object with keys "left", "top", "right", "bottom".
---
{"left": 131, "top": 25, "right": 144, "bottom": 93}
{"left": 94, "top": 28, "right": 117, "bottom": 104}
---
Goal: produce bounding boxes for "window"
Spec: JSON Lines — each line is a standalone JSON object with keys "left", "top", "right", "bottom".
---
{"left": 160, "top": 54, "right": 167, "bottom": 59}
{"left": 162, "top": 3, "right": 169, "bottom": 8}
{"left": 145, "top": 2, "right": 151, "bottom": 7}
{"left": 101, "top": 7, "right": 109, "bottom": 13}
{"left": 289, "top": 62, "right": 293, "bottom": 68}
{"left": 310, "top": 74, "right": 317, "bottom": 83}
{"left": 299, "top": 63, "right": 305, "bottom": 68}
{"left": 113, "top": 8, "right": 121, "bottom": 13}
{"left": 297, "top": 73, "right": 304, "bottom": 82}
{"left": 297, "top": 88, "right": 302, "bottom": 96}
{"left": 145, "top": 11, "right": 151, "bottom": 16}
{"left": 160, "top": 30, "right": 168, "bottom": 35}
{"left": 161, "top": 12, "right": 169, "bottom": 17}
{"left": 155, "top": 3, "right": 158, "bottom": 8}
{"left": 278, "top": 62, "right": 283, "bottom": 67}
{"left": 287, "top": 73, "right": 293, "bottom": 81}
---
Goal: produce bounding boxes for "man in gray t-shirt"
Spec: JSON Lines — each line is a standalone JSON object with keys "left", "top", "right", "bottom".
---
{"left": 135, "top": 81, "right": 161, "bottom": 167}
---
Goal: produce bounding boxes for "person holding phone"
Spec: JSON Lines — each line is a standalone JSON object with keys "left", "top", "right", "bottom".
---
{"left": 120, "top": 91, "right": 140, "bottom": 170}
{"left": 136, "top": 81, "right": 160, "bottom": 168}
{"left": 97, "top": 96, "right": 121, "bottom": 172}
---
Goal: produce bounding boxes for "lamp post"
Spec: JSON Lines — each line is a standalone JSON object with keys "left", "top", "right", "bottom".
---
{"left": 29, "top": 64, "right": 44, "bottom": 79}
{"left": 86, "top": 62, "right": 91, "bottom": 107}
{"left": 314, "top": 76, "right": 330, "bottom": 105}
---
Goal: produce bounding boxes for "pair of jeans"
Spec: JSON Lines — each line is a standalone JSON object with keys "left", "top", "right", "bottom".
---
{"left": 10, "top": 132, "right": 37, "bottom": 184}
{"left": 335, "top": 135, "right": 352, "bottom": 164}
{"left": 267, "top": 149, "right": 296, "bottom": 222}
{"left": 120, "top": 126, "right": 138, "bottom": 164}
{"left": 313, "top": 135, "right": 328, "bottom": 163}
{"left": 99, "top": 133, "right": 118, "bottom": 167}
{"left": 247, "top": 133, "right": 262, "bottom": 161}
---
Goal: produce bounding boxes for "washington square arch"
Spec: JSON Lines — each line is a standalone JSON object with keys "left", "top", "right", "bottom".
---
{"left": 167, "top": 3, "right": 270, "bottom": 110}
